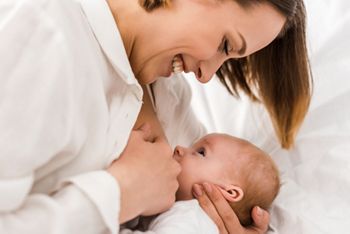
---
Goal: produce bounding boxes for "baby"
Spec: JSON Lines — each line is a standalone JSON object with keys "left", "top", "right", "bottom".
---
{"left": 174, "top": 133, "right": 280, "bottom": 227}
{"left": 122, "top": 133, "right": 280, "bottom": 233}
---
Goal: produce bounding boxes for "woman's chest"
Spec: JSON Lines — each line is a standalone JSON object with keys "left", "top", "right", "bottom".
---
{"left": 31, "top": 52, "right": 142, "bottom": 194}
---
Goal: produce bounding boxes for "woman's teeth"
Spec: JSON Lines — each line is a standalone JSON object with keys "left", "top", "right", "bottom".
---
{"left": 172, "top": 55, "right": 184, "bottom": 73}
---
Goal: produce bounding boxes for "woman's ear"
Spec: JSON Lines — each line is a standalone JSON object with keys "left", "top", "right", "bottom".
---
{"left": 217, "top": 185, "right": 244, "bottom": 202}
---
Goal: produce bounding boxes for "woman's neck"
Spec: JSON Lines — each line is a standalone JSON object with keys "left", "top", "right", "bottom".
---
{"left": 106, "top": 0, "right": 142, "bottom": 57}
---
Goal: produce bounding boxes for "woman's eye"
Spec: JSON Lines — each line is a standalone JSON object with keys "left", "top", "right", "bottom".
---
{"left": 197, "top": 148, "right": 206, "bottom": 157}
{"left": 221, "top": 38, "right": 232, "bottom": 56}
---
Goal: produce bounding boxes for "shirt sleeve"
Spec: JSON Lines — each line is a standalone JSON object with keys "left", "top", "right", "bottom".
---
{"left": 0, "top": 2, "right": 120, "bottom": 233}
{"left": 0, "top": 171, "right": 120, "bottom": 234}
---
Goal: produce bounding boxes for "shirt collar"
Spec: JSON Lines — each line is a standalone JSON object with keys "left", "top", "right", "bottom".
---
{"left": 77, "top": 0, "right": 137, "bottom": 85}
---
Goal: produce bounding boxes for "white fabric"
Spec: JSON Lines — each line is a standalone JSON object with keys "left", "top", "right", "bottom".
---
{"left": 186, "top": 0, "right": 350, "bottom": 233}
{"left": 149, "top": 200, "right": 218, "bottom": 234}
{"left": 2, "top": 0, "right": 348, "bottom": 233}
{"left": 120, "top": 200, "right": 218, "bottom": 234}
{"left": 0, "top": 0, "right": 144, "bottom": 233}
{"left": 152, "top": 75, "right": 207, "bottom": 148}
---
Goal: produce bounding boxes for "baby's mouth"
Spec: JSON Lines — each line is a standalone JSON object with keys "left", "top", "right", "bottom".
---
{"left": 172, "top": 54, "right": 184, "bottom": 74}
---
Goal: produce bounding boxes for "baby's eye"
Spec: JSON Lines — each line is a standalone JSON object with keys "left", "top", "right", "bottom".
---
{"left": 196, "top": 147, "right": 206, "bottom": 157}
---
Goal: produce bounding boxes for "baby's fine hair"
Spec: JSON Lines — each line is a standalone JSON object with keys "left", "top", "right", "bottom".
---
{"left": 229, "top": 140, "right": 280, "bottom": 226}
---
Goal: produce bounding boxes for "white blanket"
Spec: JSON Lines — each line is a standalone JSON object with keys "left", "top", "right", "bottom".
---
{"left": 186, "top": 1, "right": 350, "bottom": 233}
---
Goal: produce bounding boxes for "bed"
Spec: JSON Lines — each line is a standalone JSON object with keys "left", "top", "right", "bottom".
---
{"left": 185, "top": 1, "right": 350, "bottom": 233}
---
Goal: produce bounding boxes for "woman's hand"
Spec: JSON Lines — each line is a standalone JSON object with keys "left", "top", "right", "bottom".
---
{"left": 108, "top": 124, "right": 181, "bottom": 223}
{"left": 193, "top": 183, "right": 269, "bottom": 234}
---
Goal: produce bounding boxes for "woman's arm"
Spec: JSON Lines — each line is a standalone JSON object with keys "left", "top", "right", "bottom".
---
{"left": 0, "top": 2, "right": 120, "bottom": 233}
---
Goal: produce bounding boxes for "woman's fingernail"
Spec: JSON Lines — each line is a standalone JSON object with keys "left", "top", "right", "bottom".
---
{"left": 256, "top": 206, "right": 263, "bottom": 216}
{"left": 193, "top": 184, "right": 203, "bottom": 197}
{"left": 203, "top": 182, "right": 212, "bottom": 193}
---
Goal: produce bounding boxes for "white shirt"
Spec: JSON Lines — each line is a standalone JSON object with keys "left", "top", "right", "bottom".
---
{"left": 120, "top": 200, "right": 219, "bottom": 234}
{"left": 0, "top": 0, "right": 142, "bottom": 233}
{"left": 151, "top": 76, "right": 206, "bottom": 149}
{"left": 0, "top": 0, "right": 206, "bottom": 233}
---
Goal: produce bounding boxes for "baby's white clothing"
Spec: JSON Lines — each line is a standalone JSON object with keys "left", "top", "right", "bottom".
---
{"left": 121, "top": 200, "right": 219, "bottom": 234}
{"left": 149, "top": 200, "right": 219, "bottom": 234}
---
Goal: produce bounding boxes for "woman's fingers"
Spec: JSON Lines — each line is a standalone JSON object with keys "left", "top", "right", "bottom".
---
{"left": 202, "top": 183, "right": 243, "bottom": 233}
{"left": 247, "top": 206, "right": 270, "bottom": 233}
{"left": 193, "top": 184, "right": 228, "bottom": 234}
{"left": 193, "top": 183, "right": 270, "bottom": 234}
{"left": 136, "top": 123, "right": 152, "bottom": 139}
{"left": 136, "top": 123, "right": 159, "bottom": 142}
{"left": 195, "top": 182, "right": 270, "bottom": 234}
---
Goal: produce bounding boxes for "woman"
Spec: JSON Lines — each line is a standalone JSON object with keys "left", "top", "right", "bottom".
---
{"left": 0, "top": 0, "right": 310, "bottom": 233}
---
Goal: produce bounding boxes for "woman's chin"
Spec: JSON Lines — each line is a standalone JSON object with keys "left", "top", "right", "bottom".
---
{"left": 136, "top": 71, "right": 157, "bottom": 84}
{"left": 160, "top": 69, "right": 173, "bottom": 78}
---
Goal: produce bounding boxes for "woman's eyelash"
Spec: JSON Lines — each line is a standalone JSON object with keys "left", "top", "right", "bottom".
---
{"left": 197, "top": 147, "right": 206, "bottom": 157}
{"left": 221, "top": 38, "right": 232, "bottom": 56}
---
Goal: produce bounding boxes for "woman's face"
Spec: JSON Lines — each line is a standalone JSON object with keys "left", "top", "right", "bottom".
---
{"left": 130, "top": 0, "right": 286, "bottom": 84}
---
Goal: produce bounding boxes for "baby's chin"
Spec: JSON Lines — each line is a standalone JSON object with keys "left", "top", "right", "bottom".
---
{"left": 175, "top": 187, "right": 194, "bottom": 201}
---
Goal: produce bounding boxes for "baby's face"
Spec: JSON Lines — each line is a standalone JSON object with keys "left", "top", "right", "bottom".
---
{"left": 174, "top": 133, "right": 245, "bottom": 200}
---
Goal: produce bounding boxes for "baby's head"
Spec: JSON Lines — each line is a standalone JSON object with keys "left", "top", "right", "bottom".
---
{"left": 173, "top": 133, "right": 280, "bottom": 226}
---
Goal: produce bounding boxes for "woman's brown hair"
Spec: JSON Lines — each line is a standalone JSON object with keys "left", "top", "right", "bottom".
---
{"left": 139, "top": 0, "right": 312, "bottom": 149}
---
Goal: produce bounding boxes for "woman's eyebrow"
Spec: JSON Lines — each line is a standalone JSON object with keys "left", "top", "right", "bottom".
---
{"left": 237, "top": 32, "right": 247, "bottom": 56}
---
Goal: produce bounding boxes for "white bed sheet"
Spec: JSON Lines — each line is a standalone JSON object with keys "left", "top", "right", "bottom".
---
{"left": 186, "top": 1, "right": 350, "bottom": 233}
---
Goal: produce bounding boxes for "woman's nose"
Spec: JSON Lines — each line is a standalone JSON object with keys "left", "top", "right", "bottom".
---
{"left": 196, "top": 56, "right": 225, "bottom": 84}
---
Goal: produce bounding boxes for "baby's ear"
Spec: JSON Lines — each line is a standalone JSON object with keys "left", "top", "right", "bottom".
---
{"left": 217, "top": 185, "right": 244, "bottom": 202}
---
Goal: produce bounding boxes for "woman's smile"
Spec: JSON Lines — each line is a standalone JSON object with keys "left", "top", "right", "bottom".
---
{"left": 172, "top": 54, "right": 184, "bottom": 74}
{"left": 126, "top": 0, "right": 285, "bottom": 84}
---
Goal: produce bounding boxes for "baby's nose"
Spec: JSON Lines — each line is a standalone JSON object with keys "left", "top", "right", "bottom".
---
{"left": 174, "top": 146, "right": 185, "bottom": 157}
